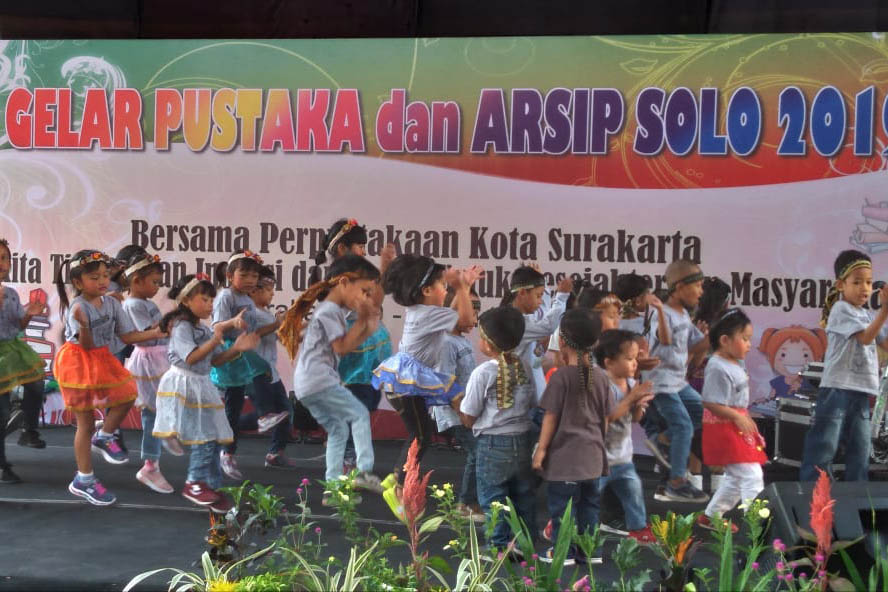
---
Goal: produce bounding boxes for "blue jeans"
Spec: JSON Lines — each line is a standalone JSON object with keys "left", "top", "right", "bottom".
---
{"left": 476, "top": 432, "right": 536, "bottom": 549}
{"left": 450, "top": 425, "right": 478, "bottom": 505}
{"left": 188, "top": 441, "right": 223, "bottom": 489}
{"left": 598, "top": 462, "right": 647, "bottom": 531}
{"left": 301, "top": 385, "right": 375, "bottom": 481}
{"left": 800, "top": 388, "right": 871, "bottom": 482}
{"left": 653, "top": 385, "right": 703, "bottom": 480}
{"left": 547, "top": 478, "right": 601, "bottom": 547}
{"left": 141, "top": 408, "right": 162, "bottom": 461}
{"left": 344, "top": 383, "right": 381, "bottom": 463}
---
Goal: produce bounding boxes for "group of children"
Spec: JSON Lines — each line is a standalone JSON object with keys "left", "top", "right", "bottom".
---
{"left": 0, "top": 216, "right": 883, "bottom": 565}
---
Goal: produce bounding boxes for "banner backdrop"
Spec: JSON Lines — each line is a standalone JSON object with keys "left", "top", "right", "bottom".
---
{"left": 2, "top": 35, "right": 888, "bottom": 423}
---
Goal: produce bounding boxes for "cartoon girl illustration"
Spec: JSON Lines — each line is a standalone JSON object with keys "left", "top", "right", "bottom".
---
{"left": 758, "top": 325, "right": 827, "bottom": 398}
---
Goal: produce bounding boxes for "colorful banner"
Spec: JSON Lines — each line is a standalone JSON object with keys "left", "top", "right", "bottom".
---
{"left": 2, "top": 34, "right": 888, "bottom": 411}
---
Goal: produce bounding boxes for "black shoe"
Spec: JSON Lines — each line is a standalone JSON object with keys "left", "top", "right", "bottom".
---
{"left": 18, "top": 430, "right": 46, "bottom": 449}
{"left": 5, "top": 409, "right": 23, "bottom": 436}
{"left": 0, "top": 466, "right": 22, "bottom": 484}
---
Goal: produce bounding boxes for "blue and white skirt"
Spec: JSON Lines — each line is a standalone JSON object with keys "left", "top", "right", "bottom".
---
{"left": 372, "top": 352, "right": 462, "bottom": 406}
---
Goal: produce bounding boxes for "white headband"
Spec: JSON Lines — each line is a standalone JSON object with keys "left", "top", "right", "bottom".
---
{"left": 124, "top": 254, "right": 161, "bottom": 278}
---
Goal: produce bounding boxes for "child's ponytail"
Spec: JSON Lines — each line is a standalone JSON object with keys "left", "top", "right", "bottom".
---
{"left": 477, "top": 306, "right": 527, "bottom": 408}
{"left": 55, "top": 261, "right": 71, "bottom": 323}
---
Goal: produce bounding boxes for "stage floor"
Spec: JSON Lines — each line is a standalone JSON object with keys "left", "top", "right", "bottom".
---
{"left": 0, "top": 426, "right": 867, "bottom": 591}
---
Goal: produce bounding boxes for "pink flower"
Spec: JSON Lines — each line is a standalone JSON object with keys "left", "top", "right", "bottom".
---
{"left": 497, "top": 552, "right": 504, "bottom": 560}
{"left": 572, "top": 575, "right": 590, "bottom": 592}
{"left": 818, "top": 570, "right": 827, "bottom": 578}
{"left": 751, "top": 562, "right": 759, "bottom": 570}
{"left": 776, "top": 561, "right": 785, "bottom": 571}
{"left": 785, "top": 573, "right": 794, "bottom": 582}
{"left": 520, "top": 561, "right": 527, "bottom": 568}
{"left": 531, "top": 553, "right": 539, "bottom": 560}
{"left": 529, "top": 566, "right": 535, "bottom": 572}
{"left": 772, "top": 538, "right": 785, "bottom": 552}
{"left": 314, "top": 527, "right": 322, "bottom": 534}
{"left": 814, "top": 552, "right": 825, "bottom": 563}
{"left": 296, "top": 488, "right": 303, "bottom": 495}
{"left": 301, "top": 478, "right": 310, "bottom": 486}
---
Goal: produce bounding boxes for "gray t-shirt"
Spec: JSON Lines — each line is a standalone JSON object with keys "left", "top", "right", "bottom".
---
{"left": 606, "top": 378, "right": 636, "bottom": 466}
{"left": 516, "top": 291, "right": 569, "bottom": 404}
{"left": 642, "top": 305, "right": 704, "bottom": 393}
{"left": 702, "top": 354, "right": 750, "bottom": 407}
{"left": 460, "top": 359, "right": 534, "bottom": 437}
{"left": 539, "top": 364, "right": 614, "bottom": 481}
{"left": 820, "top": 300, "right": 888, "bottom": 396}
{"left": 293, "top": 300, "right": 348, "bottom": 398}
{"left": 0, "top": 286, "right": 24, "bottom": 341}
{"left": 253, "top": 307, "right": 280, "bottom": 383}
{"left": 399, "top": 305, "right": 458, "bottom": 367}
{"left": 619, "top": 315, "right": 647, "bottom": 336}
{"left": 123, "top": 298, "right": 168, "bottom": 347}
{"left": 64, "top": 295, "right": 136, "bottom": 348}
{"left": 212, "top": 288, "right": 257, "bottom": 340}
{"left": 431, "top": 333, "right": 477, "bottom": 432}
{"left": 168, "top": 320, "right": 223, "bottom": 375}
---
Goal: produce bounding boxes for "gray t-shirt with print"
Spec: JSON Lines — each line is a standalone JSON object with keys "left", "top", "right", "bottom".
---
{"left": 820, "top": 300, "right": 888, "bottom": 396}
{"left": 293, "top": 300, "right": 348, "bottom": 398}
{"left": 64, "top": 295, "right": 136, "bottom": 348}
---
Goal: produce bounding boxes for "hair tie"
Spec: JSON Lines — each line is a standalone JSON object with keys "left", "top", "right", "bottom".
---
{"left": 820, "top": 259, "right": 872, "bottom": 327}
{"left": 124, "top": 254, "right": 161, "bottom": 278}
{"left": 327, "top": 219, "right": 360, "bottom": 255}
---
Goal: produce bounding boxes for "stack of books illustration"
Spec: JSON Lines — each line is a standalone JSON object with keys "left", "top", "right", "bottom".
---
{"left": 852, "top": 201, "right": 888, "bottom": 253}
{"left": 22, "top": 288, "right": 54, "bottom": 376}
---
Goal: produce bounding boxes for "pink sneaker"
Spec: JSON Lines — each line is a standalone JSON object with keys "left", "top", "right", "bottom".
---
{"left": 136, "top": 462, "right": 174, "bottom": 494}
{"left": 161, "top": 437, "right": 185, "bottom": 456}
{"left": 257, "top": 412, "right": 289, "bottom": 433}
{"left": 220, "top": 452, "right": 243, "bottom": 480}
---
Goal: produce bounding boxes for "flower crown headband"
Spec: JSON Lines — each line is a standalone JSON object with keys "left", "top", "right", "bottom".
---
{"left": 228, "top": 250, "right": 263, "bottom": 267}
{"left": 71, "top": 251, "right": 111, "bottom": 270}
{"left": 124, "top": 254, "right": 162, "bottom": 278}
{"left": 176, "top": 273, "right": 212, "bottom": 304}
{"left": 328, "top": 219, "right": 360, "bottom": 255}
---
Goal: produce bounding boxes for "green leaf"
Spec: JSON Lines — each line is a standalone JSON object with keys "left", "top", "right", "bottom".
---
{"left": 837, "top": 548, "right": 865, "bottom": 592}
{"left": 829, "top": 536, "right": 865, "bottom": 553}
{"left": 796, "top": 525, "right": 818, "bottom": 543}
{"left": 828, "top": 576, "right": 857, "bottom": 592}
{"left": 426, "top": 555, "right": 453, "bottom": 575}
{"left": 717, "top": 522, "right": 734, "bottom": 592}
{"left": 418, "top": 515, "right": 445, "bottom": 535}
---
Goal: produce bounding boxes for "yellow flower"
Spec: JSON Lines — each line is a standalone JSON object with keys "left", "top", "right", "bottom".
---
{"left": 490, "top": 501, "right": 503, "bottom": 510}
{"left": 338, "top": 475, "right": 349, "bottom": 481}
{"left": 390, "top": 535, "right": 398, "bottom": 541}
{"left": 207, "top": 579, "right": 237, "bottom": 592}
{"left": 652, "top": 520, "right": 669, "bottom": 541}
{"left": 435, "top": 490, "right": 446, "bottom": 498}
{"left": 443, "top": 483, "right": 452, "bottom": 490}
{"left": 328, "top": 556, "right": 336, "bottom": 562}
{"left": 340, "top": 494, "right": 350, "bottom": 502}
{"left": 758, "top": 508, "right": 771, "bottom": 519}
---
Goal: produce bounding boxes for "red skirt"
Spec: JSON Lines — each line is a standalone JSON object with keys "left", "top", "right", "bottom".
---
{"left": 54, "top": 342, "right": 137, "bottom": 412}
{"left": 702, "top": 407, "right": 767, "bottom": 466}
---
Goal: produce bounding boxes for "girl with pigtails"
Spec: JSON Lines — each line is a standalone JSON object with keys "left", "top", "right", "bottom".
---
{"left": 532, "top": 308, "right": 613, "bottom": 566}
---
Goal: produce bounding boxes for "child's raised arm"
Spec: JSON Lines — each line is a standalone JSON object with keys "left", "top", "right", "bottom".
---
{"left": 331, "top": 298, "right": 379, "bottom": 356}
{"left": 861, "top": 283, "right": 888, "bottom": 346}
{"left": 446, "top": 265, "right": 483, "bottom": 329}
{"left": 648, "top": 294, "right": 671, "bottom": 346}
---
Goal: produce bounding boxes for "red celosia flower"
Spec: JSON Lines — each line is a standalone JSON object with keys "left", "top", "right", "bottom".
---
{"left": 810, "top": 467, "right": 835, "bottom": 557}
{"left": 402, "top": 438, "right": 433, "bottom": 528}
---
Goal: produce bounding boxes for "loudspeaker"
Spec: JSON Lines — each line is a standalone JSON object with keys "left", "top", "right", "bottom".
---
{"left": 757, "top": 481, "right": 888, "bottom": 566}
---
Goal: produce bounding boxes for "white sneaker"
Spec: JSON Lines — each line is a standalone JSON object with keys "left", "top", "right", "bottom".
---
{"left": 220, "top": 452, "right": 243, "bottom": 480}
{"left": 354, "top": 471, "right": 383, "bottom": 494}
{"left": 257, "top": 412, "right": 289, "bottom": 433}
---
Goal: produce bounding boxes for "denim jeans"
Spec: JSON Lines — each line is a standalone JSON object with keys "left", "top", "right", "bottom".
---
{"left": 250, "top": 377, "right": 293, "bottom": 454}
{"left": 598, "top": 462, "right": 646, "bottom": 531}
{"left": 140, "top": 407, "right": 162, "bottom": 461}
{"left": 450, "top": 425, "right": 478, "bottom": 505}
{"left": 475, "top": 432, "right": 536, "bottom": 549}
{"left": 344, "top": 383, "right": 381, "bottom": 463}
{"left": 800, "top": 387, "right": 872, "bottom": 482}
{"left": 547, "top": 478, "right": 601, "bottom": 547}
{"left": 301, "top": 385, "right": 374, "bottom": 481}
{"left": 188, "top": 441, "right": 223, "bottom": 489}
{"left": 653, "top": 384, "right": 703, "bottom": 480}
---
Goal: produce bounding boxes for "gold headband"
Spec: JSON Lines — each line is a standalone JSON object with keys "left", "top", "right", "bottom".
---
{"left": 838, "top": 259, "right": 871, "bottom": 279}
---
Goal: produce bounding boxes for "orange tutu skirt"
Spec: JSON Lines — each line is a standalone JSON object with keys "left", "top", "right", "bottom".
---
{"left": 54, "top": 342, "right": 137, "bottom": 411}
{"left": 702, "top": 408, "right": 767, "bottom": 466}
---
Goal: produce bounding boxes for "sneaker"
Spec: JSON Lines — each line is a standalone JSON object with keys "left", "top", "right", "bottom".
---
{"left": 91, "top": 434, "right": 129, "bottom": 464}
{"left": 5, "top": 409, "right": 23, "bottom": 434}
{"left": 600, "top": 520, "right": 629, "bottom": 537}
{"left": 540, "top": 547, "right": 574, "bottom": 566}
{"left": 161, "top": 437, "right": 185, "bottom": 457}
{"left": 354, "top": 471, "right": 384, "bottom": 494}
{"left": 697, "top": 513, "right": 739, "bottom": 534}
{"left": 136, "top": 463, "right": 174, "bottom": 494}
{"left": 68, "top": 477, "right": 116, "bottom": 505}
{"left": 542, "top": 519, "right": 554, "bottom": 542}
{"left": 264, "top": 452, "right": 299, "bottom": 470}
{"left": 578, "top": 551, "right": 604, "bottom": 565}
{"left": 664, "top": 481, "right": 710, "bottom": 503}
{"left": 653, "top": 483, "right": 670, "bottom": 502}
{"left": 220, "top": 452, "right": 243, "bottom": 480}
{"left": 628, "top": 525, "right": 657, "bottom": 545}
{"left": 182, "top": 481, "right": 220, "bottom": 506}
{"left": 688, "top": 473, "right": 704, "bottom": 492}
{"left": 18, "top": 429, "right": 46, "bottom": 449}
{"left": 0, "top": 466, "right": 22, "bottom": 484}
{"left": 257, "top": 411, "right": 289, "bottom": 433}
{"left": 456, "top": 503, "right": 486, "bottom": 523}
{"left": 645, "top": 437, "right": 672, "bottom": 471}
{"left": 210, "top": 493, "right": 234, "bottom": 514}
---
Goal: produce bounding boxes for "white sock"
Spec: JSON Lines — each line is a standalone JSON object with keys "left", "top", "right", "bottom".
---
{"left": 710, "top": 473, "right": 724, "bottom": 492}
{"left": 76, "top": 471, "right": 95, "bottom": 483}
{"left": 98, "top": 429, "right": 115, "bottom": 440}
{"left": 689, "top": 474, "right": 703, "bottom": 490}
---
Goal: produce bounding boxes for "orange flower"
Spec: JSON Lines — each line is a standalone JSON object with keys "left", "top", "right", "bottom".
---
{"left": 810, "top": 467, "right": 835, "bottom": 556}
{"left": 675, "top": 538, "right": 694, "bottom": 565}
{"left": 402, "top": 438, "right": 433, "bottom": 527}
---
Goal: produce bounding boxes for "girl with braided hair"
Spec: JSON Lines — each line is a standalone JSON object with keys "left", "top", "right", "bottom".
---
{"left": 532, "top": 308, "right": 613, "bottom": 566}
{"left": 279, "top": 254, "right": 385, "bottom": 504}
{"left": 459, "top": 305, "right": 535, "bottom": 557}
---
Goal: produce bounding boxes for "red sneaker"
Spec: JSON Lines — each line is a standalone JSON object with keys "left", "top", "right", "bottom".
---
{"left": 182, "top": 481, "right": 220, "bottom": 506}
{"left": 542, "top": 519, "right": 554, "bottom": 542}
{"left": 628, "top": 525, "right": 657, "bottom": 545}
{"left": 697, "top": 513, "right": 739, "bottom": 534}
{"left": 210, "top": 493, "right": 234, "bottom": 514}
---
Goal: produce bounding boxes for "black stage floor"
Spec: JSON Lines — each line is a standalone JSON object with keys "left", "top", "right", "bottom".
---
{"left": 0, "top": 427, "right": 827, "bottom": 591}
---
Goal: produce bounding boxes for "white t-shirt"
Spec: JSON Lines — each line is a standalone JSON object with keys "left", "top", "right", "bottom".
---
{"left": 701, "top": 354, "right": 750, "bottom": 408}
